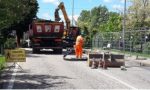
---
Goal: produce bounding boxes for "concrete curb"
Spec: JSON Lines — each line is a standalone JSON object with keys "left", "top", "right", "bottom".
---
{"left": 125, "top": 55, "right": 150, "bottom": 67}
{"left": 132, "top": 59, "right": 150, "bottom": 66}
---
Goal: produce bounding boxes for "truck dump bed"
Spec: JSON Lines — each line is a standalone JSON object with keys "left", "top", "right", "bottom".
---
{"left": 29, "top": 20, "right": 64, "bottom": 38}
{"left": 29, "top": 19, "right": 64, "bottom": 53}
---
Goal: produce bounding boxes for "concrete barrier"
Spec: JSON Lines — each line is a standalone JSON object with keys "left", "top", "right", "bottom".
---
{"left": 88, "top": 53, "right": 125, "bottom": 68}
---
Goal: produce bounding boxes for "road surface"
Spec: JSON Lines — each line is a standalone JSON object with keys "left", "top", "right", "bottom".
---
{"left": 1, "top": 48, "right": 150, "bottom": 89}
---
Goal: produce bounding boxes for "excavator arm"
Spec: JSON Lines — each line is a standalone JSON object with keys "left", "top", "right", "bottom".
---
{"left": 55, "top": 2, "right": 80, "bottom": 48}
{"left": 55, "top": 2, "right": 70, "bottom": 30}
{"left": 54, "top": 8, "right": 61, "bottom": 21}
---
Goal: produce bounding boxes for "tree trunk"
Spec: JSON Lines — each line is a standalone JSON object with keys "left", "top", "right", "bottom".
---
{"left": 16, "top": 35, "right": 20, "bottom": 48}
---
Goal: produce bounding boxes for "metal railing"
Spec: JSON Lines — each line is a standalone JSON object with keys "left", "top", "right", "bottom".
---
{"left": 92, "top": 29, "right": 150, "bottom": 55}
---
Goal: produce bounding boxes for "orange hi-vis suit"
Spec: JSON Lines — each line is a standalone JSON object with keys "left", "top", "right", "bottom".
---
{"left": 74, "top": 35, "right": 84, "bottom": 59}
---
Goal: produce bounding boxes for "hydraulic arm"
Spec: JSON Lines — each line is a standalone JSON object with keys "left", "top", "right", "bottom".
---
{"left": 55, "top": 2, "right": 70, "bottom": 30}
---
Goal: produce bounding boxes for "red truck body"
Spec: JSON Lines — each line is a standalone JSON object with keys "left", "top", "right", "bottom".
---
{"left": 29, "top": 19, "right": 64, "bottom": 53}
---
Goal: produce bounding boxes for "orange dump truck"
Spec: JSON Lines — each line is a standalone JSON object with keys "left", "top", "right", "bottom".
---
{"left": 29, "top": 19, "right": 64, "bottom": 53}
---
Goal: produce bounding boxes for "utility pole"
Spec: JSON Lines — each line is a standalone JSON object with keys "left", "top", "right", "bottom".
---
{"left": 72, "top": 0, "right": 74, "bottom": 26}
{"left": 120, "top": 0, "right": 127, "bottom": 70}
{"left": 122, "top": 0, "right": 126, "bottom": 52}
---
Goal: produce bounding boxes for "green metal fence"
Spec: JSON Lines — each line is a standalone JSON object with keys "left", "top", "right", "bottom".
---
{"left": 92, "top": 29, "right": 150, "bottom": 55}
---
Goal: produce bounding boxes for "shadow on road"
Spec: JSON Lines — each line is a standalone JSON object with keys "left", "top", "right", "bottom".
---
{"left": 25, "top": 48, "right": 64, "bottom": 55}
{"left": 64, "top": 59, "right": 87, "bottom": 62}
{"left": 0, "top": 71, "right": 73, "bottom": 89}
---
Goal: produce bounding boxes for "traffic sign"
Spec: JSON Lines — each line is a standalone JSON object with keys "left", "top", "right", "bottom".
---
{"left": 5, "top": 49, "right": 26, "bottom": 62}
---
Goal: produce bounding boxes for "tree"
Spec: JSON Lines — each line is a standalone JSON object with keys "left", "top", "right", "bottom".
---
{"left": 127, "top": 0, "right": 150, "bottom": 28}
{"left": 13, "top": 0, "right": 38, "bottom": 47}
{"left": 106, "top": 12, "right": 122, "bottom": 32}
{"left": 0, "top": 0, "right": 38, "bottom": 47}
{"left": 0, "top": 0, "right": 23, "bottom": 30}
{"left": 90, "top": 5, "right": 109, "bottom": 33}
{"left": 78, "top": 5, "right": 110, "bottom": 38}
{"left": 78, "top": 5, "right": 121, "bottom": 38}
{"left": 78, "top": 10, "right": 91, "bottom": 22}
{"left": 78, "top": 10, "right": 91, "bottom": 33}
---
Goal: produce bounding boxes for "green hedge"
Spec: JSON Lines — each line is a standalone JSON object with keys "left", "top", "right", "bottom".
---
{"left": 0, "top": 56, "right": 5, "bottom": 70}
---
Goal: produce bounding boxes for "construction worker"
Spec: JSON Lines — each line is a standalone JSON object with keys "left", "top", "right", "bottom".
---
{"left": 74, "top": 33, "right": 84, "bottom": 59}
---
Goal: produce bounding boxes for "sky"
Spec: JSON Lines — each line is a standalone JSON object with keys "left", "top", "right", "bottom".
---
{"left": 37, "top": 0, "right": 131, "bottom": 21}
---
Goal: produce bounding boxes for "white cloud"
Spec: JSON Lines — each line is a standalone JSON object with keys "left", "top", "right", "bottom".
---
{"left": 120, "top": 0, "right": 130, "bottom": 3}
{"left": 42, "top": 0, "right": 59, "bottom": 5}
{"left": 60, "top": 15, "right": 63, "bottom": 18}
{"left": 59, "top": 14, "right": 79, "bottom": 22}
{"left": 104, "top": 0, "right": 112, "bottom": 3}
{"left": 73, "top": 15, "right": 79, "bottom": 21}
{"left": 42, "top": 12, "right": 51, "bottom": 19}
{"left": 120, "top": 0, "right": 124, "bottom": 3}
{"left": 69, "top": 15, "right": 79, "bottom": 22}
{"left": 41, "top": 13, "right": 79, "bottom": 24}
{"left": 58, "top": 14, "right": 79, "bottom": 25}
{"left": 112, "top": 4, "right": 123, "bottom": 11}
{"left": 69, "top": 15, "right": 79, "bottom": 25}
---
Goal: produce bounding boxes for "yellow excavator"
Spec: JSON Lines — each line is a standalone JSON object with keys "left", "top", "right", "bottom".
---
{"left": 55, "top": 2, "right": 80, "bottom": 49}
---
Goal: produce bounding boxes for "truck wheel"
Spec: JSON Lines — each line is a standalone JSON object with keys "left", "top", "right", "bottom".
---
{"left": 53, "top": 49, "right": 62, "bottom": 54}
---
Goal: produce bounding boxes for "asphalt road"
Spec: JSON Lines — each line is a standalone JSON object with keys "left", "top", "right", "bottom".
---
{"left": 1, "top": 48, "right": 150, "bottom": 89}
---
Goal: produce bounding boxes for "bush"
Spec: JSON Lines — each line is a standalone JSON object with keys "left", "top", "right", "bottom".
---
{"left": 143, "top": 42, "right": 150, "bottom": 54}
{"left": 4, "top": 38, "right": 16, "bottom": 49}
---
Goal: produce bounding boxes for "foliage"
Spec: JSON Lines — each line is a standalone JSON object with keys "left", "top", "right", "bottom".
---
{"left": 78, "top": 0, "right": 150, "bottom": 36}
{"left": 13, "top": 0, "right": 39, "bottom": 39}
{"left": 78, "top": 5, "right": 122, "bottom": 47}
{"left": 77, "top": 1, "right": 150, "bottom": 54}
{"left": 143, "top": 42, "right": 150, "bottom": 54}
{"left": 0, "top": 56, "right": 5, "bottom": 70}
{"left": 0, "top": 0, "right": 18, "bottom": 30}
{"left": 106, "top": 12, "right": 122, "bottom": 32}
{"left": 78, "top": 5, "right": 122, "bottom": 39}
{"left": 0, "top": 0, "right": 38, "bottom": 46}
{"left": 127, "top": 0, "right": 150, "bottom": 28}
{"left": 4, "top": 38, "right": 16, "bottom": 49}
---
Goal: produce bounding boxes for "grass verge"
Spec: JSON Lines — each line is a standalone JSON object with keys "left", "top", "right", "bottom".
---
{"left": 110, "top": 49, "right": 150, "bottom": 58}
{"left": 92, "top": 48, "right": 150, "bottom": 58}
{"left": 0, "top": 56, "right": 5, "bottom": 71}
